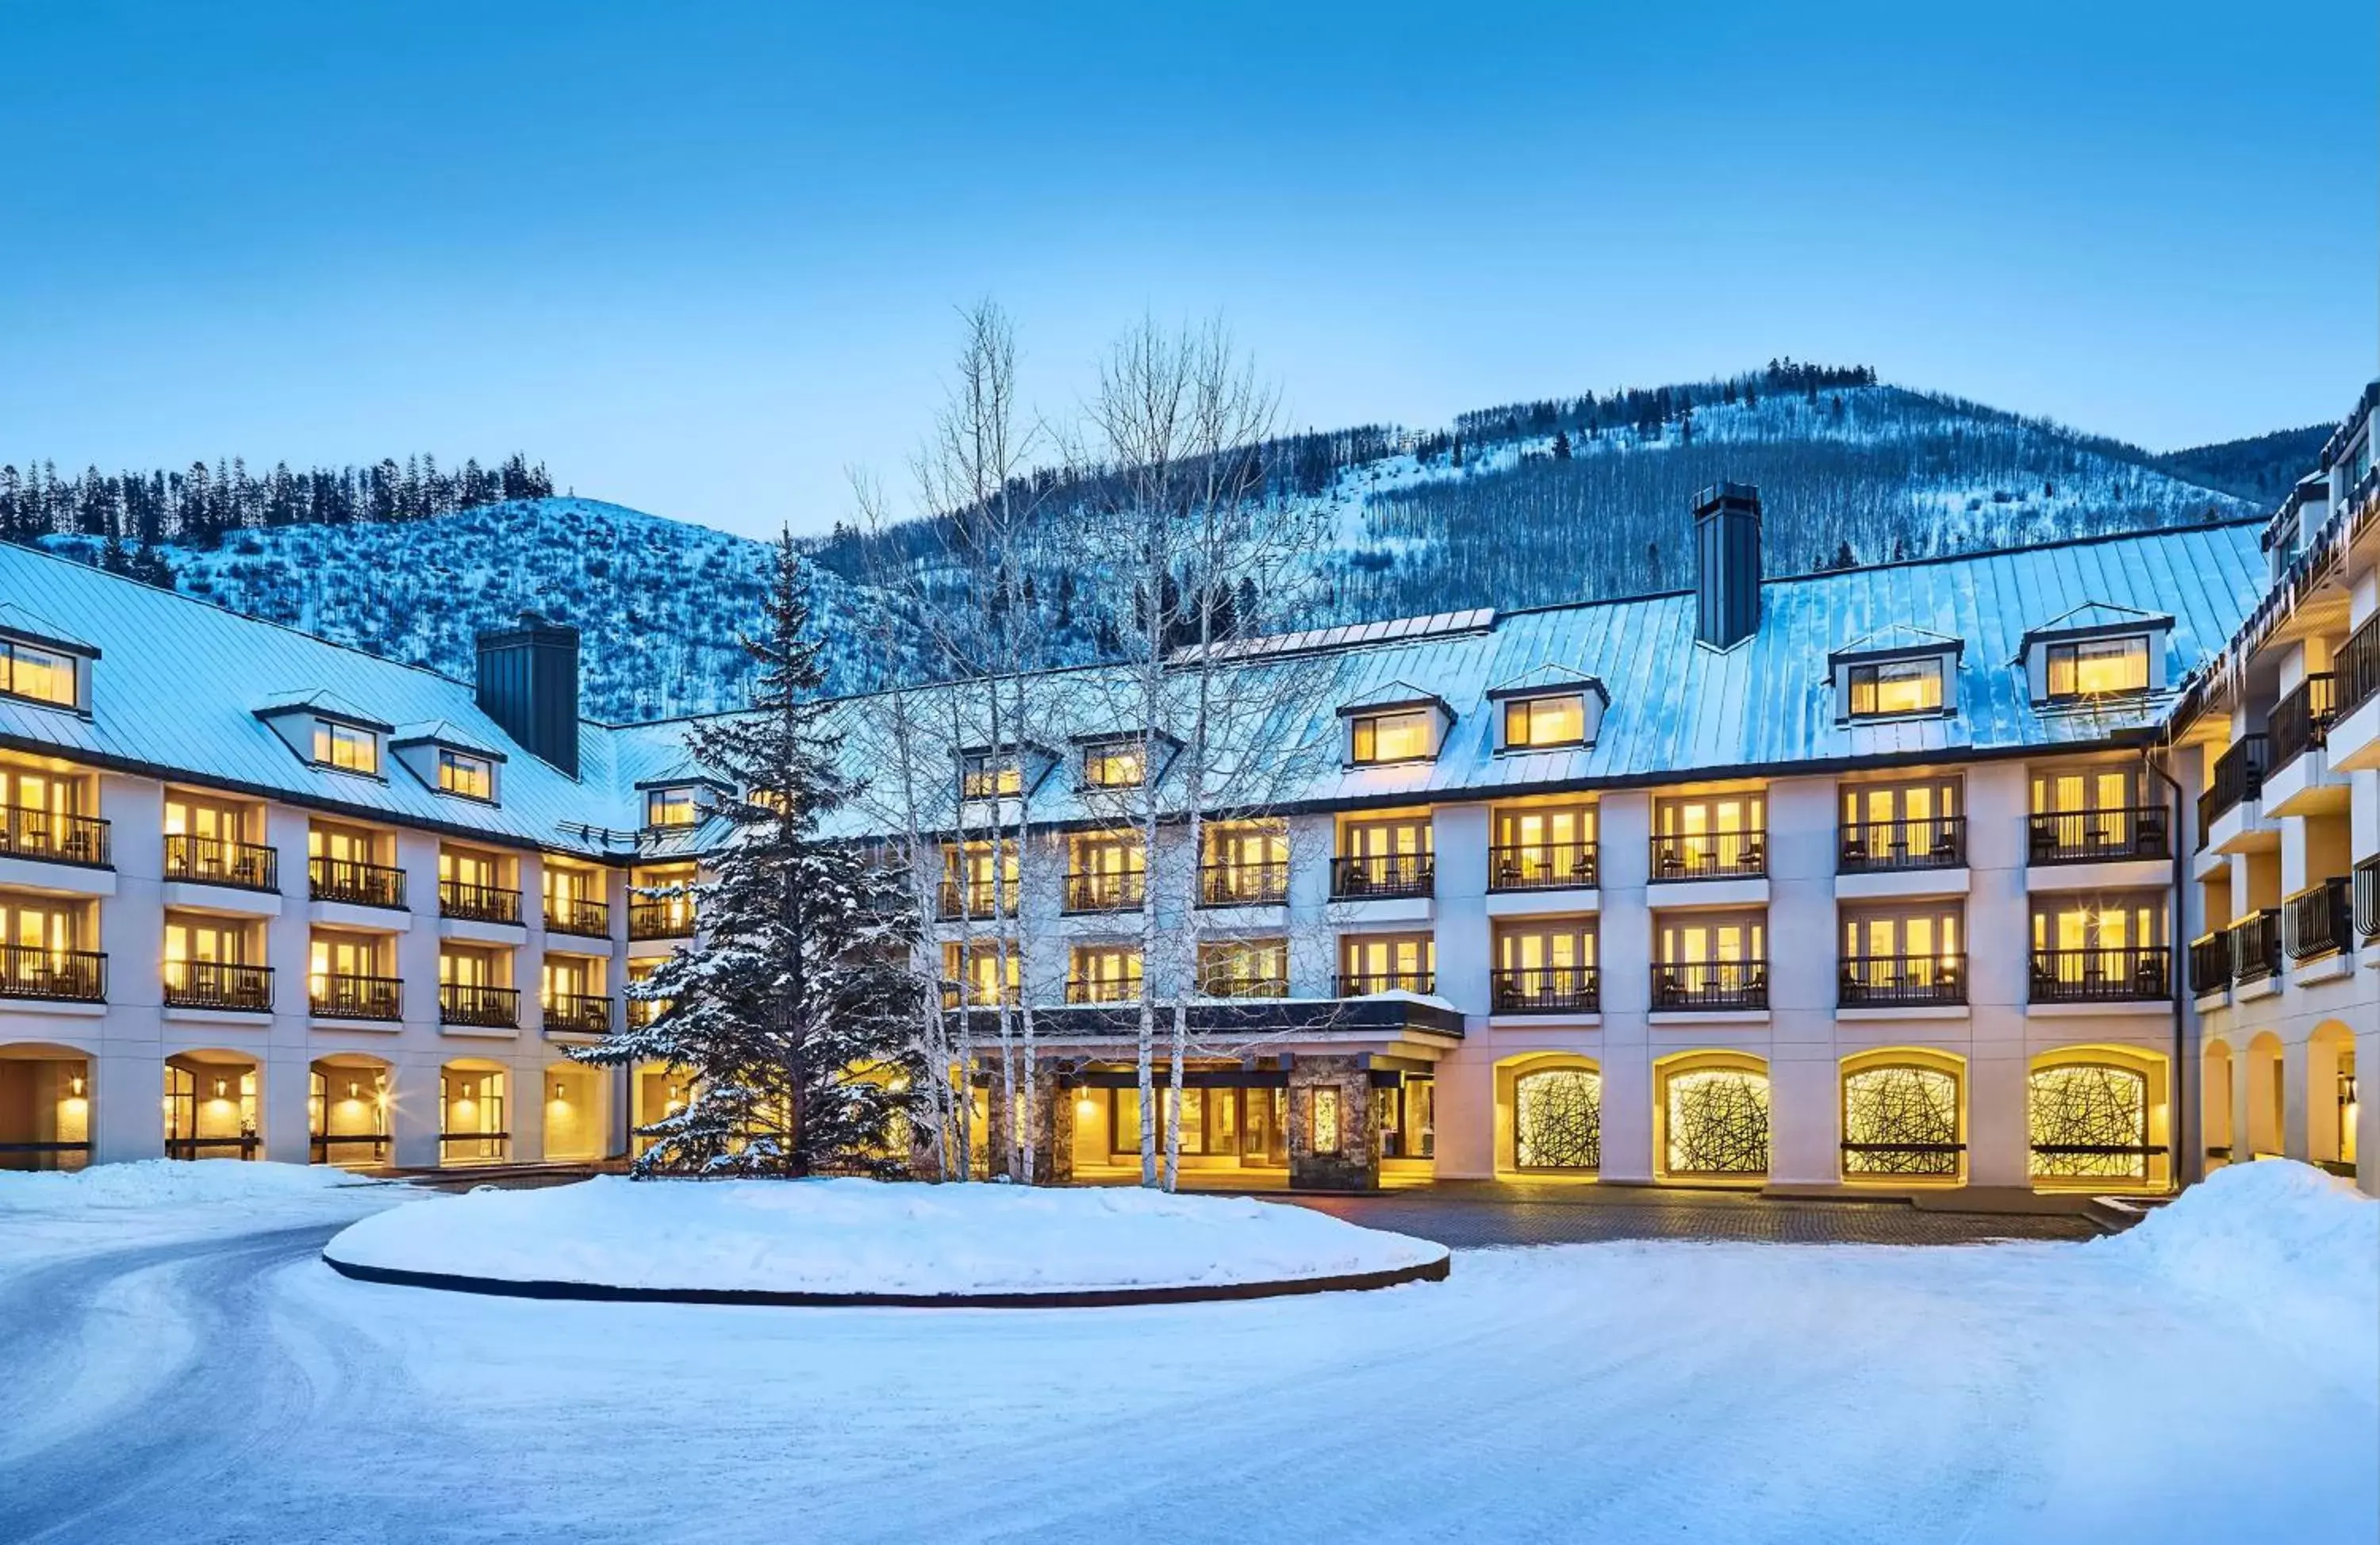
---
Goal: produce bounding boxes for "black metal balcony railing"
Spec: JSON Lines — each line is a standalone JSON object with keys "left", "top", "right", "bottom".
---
{"left": 0, "top": 945, "right": 106, "bottom": 1003}
{"left": 439, "top": 879, "right": 522, "bottom": 925}
{"left": 543, "top": 991, "right": 613, "bottom": 1036}
{"left": 2029, "top": 946, "right": 2171, "bottom": 1004}
{"left": 309, "top": 855, "right": 405, "bottom": 909}
{"left": 2198, "top": 734, "right": 2271, "bottom": 833}
{"left": 544, "top": 895, "right": 611, "bottom": 937}
{"left": 1337, "top": 969, "right": 1436, "bottom": 997}
{"left": 1200, "top": 861, "right": 1290, "bottom": 907}
{"left": 0, "top": 807, "right": 112, "bottom": 869}
{"left": 310, "top": 972, "right": 401, "bottom": 1021}
{"left": 1491, "top": 965, "right": 1599, "bottom": 1013}
{"left": 1653, "top": 960, "right": 1768, "bottom": 1010}
{"left": 2228, "top": 907, "right": 2282, "bottom": 983}
{"left": 1838, "top": 817, "right": 1965, "bottom": 873}
{"left": 440, "top": 982, "right": 520, "bottom": 1029}
{"left": 2188, "top": 932, "right": 2231, "bottom": 996}
{"left": 1196, "top": 973, "right": 1291, "bottom": 999}
{"left": 1649, "top": 830, "right": 1766, "bottom": 881}
{"left": 940, "top": 982, "right": 1021, "bottom": 1010}
{"left": 2284, "top": 876, "right": 2355, "bottom": 963}
{"left": 2026, "top": 807, "right": 2170, "bottom": 865}
{"left": 1063, "top": 868, "right": 1146, "bottom": 914}
{"left": 625, "top": 994, "right": 671, "bottom": 1029}
{"left": 1330, "top": 853, "right": 1435, "bottom": 899}
{"left": 937, "top": 879, "right": 1017, "bottom": 920}
{"left": 1488, "top": 841, "right": 1599, "bottom": 891}
{"left": 2267, "top": 674, "right": 2339, "bottom": 772}
{"left": 2337, "top": 611, "right": 2380, "bottom": 719}
{"left": 628, "top": 897, "right": 697, "bottom": 940}
{"left": 1838, "top": 954, "right": 1966, "bottom": 1008}
{"left": 162, "top": 960, "right": 274, "bottom": 1012}
{"left": 2357, "top": 856, "right": 2380, "bottom": 944}
{"left": 163, "top": 834, "right": 278, "bottom": 892}
{"left": 1064, "top": 976, "right": 1140, "bottom": 1004}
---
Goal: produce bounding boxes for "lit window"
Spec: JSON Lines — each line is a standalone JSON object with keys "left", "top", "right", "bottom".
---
{"left": 1083, "top": 742, "right": 1145, "bottom": 788}
{"left": 437, "top": 749, "right": 493, "bottom": 799}
{"left": 2047, "top": 635, "right": 2149, "bottom": 699}
{"left": 645, "top": 788, "right": 699, "bottom": 828}
{"left": 960, "top": 754, "right": 1023, "bottom": 800}
{"left": 1848, "top": 657, "right": 1944, "bottom": 718}
{"left": 1503, "top": 694, "right": 1585, "bottom": 748}
{"left": 1350, "top": 710, "right": 1432, "bottom": 765}
{"left": 312, "top": 719, "right": 379, "bottom": 774}
{"left": 0, "top": 639, "right": 78, "bottom": 709}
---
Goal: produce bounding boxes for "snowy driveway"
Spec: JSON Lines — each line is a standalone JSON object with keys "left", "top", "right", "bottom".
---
{"left": 1, "top": 1184, "right": 2373, "bottom": 1545}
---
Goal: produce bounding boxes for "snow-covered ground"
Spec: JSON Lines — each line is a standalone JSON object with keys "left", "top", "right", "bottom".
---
{"left": 324, "top": 1175, "right": 1446, "bottom": 1294}
{"left": 0, "top": 1163, "right": 2371, "bottom": 1543}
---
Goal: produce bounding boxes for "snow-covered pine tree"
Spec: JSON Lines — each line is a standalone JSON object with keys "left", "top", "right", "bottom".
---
{"left": 571, "top": 531, "right": 925, "bottom": 1178}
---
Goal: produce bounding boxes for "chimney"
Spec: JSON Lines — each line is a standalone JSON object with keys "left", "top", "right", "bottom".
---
{"left": 1691, "top": 481, "right": 1763, "bottom": 650}
{"left": 476, "top": 611, "right": 581, "bottom": 776}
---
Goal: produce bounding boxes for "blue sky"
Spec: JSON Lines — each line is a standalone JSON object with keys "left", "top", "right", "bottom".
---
{"left": 2, "top": 0, "right": 2373, "bottom": 537}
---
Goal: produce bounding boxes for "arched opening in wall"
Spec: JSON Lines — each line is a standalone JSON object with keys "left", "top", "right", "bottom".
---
{"left": 2308, "top": 1023, "right": 2356, "bottom": 1179}
{"left": 1655, "top": 1052, "right": 1769, "bottom": 1185}
{"left": 2244, "top": 1033, "right": 2286, "bottom": 1160}
{"left": 2202, "top": 1041, "right": 2236, "bottom": 1170}
{"left": 2027, "top": 1045, "right": 2169, "bottom": 1190}
{"left": 1499, "top": 1055, "right": 1602, "bottom": 1175}
{"left": 0, "top": 1041, "right": 92, "bottom": 1171}
{"left": 1840, "top": 1049, "right": 1965, "bottom": 1185}
{"left": 632, "top": 1060, "right": 692, "bottom": 1161}
{"left": 309, "top": 1055, "right": 390, "bottom": 1167}
{"left": 545, "top": 1060, "right": 605, "bottom": 1164}
{"left": 439, "top": 1059, "right": 511, "bottom": 1166}
{"left": 164, "top": 1050, "right": 260, "bottom": 1160}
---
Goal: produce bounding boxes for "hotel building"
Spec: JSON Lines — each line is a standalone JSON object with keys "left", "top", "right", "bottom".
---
{"left": 2, "top": 387, "right": 2374, "bottom": 1199}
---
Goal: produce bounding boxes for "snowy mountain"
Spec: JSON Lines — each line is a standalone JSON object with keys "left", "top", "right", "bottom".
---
{"left": 33, "top": 376, "right": 2273, "bottom": 723}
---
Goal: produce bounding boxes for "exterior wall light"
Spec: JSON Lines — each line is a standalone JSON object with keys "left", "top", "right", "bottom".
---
{"left": 68, "top": 1074, "right": 85, "bottom": 1098}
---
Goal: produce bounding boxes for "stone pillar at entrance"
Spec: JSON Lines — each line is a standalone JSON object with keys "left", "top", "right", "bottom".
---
{"left": 1288, "top": 1055, "right": 1378, "bottom": 1191}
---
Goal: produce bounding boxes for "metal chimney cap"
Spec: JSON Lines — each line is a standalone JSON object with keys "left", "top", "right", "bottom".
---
{"left": 1691, "top": 481, "right": 1763, "bottom": 519}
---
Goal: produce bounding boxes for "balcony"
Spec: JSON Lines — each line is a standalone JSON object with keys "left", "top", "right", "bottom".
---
{"left": 1653, "top": 960, "right": 1767, "bottom": 1010}
{"left": 625, "top": 994, "right": 670, "bottom": 1029}
{"left": 2228, "top": 907, "right": 2281, "bottom": 984}
{"left": 309, "top": 855, "right": 405, "bottom": 909}
{"left": 1491, "top": 964, "right": 1599, "bottom": 1013}
{"left": 0, "top": 945, "right": 106, "bottom": 1003}
{"left": 1838, "top": 954, "right": 1965, "bottom": 1008}
{"left": 936, "top": 880, "right": 1016, "bottom": 921}
{"left": 628, "top": 897, "right": 697, "bottom": 941}
{"left": 2026, "top": 807, "right": 2169, "bottom": 865}
{"left": 2283, "top": 876, "right": 2354, "bottom": 964}
{"left": 0, "top": 807, "right": 111, "bottom": 869}
{"left": 2188, "top": 932, "right": 2230, "bottom": 996}
{"left": 2357, "top": 857, "right": 2380, "bottom": 945}
{"left": 1488, "top": 841, "right": 1598, "bottom": 891}
{"left": 2029, "top": 946, "right": 2171, "bottom": 1004}
{"left": 544, "top": 895, "right": 611, "bottom": 938}
{"left": 163, "top": 960, "right": 274, "bottom": 1012}
{"left": 163, "top": 834, "right": 278, "bottom": 892}
{"left": 1337, "top": 969, "right": 1435, "bottom": 997}
{"left": 1196, "top": 973, "right": 1290, "bottom": 999}
{"left": 1649, "top": 830, "right": 1764, "bottom": 882}
{"left": 543, "top": 991, "right": 613, "bottom": 1036}
{"left": 1064, "top": 976, "right": 1140, "bottom": 1004}
{"left": 1200, "top": 861, "right": 1289, "bottom": 907}
{"left": 1330, "top": 853, "right": 1434, "bottom": 900}
{"left": 1063, "top": 869, "right": 1146, "bottom": 914}
{"left": 310, "top": 972, "right": 401, "bottom": 1021}
{"left": 2267, "top": 674, "right": 2338, "bottom": 772}
{"left": 2197, "top": 734, "right": 2271, "bottom": 843}
{"left": 2330, "top": 613, "right": 2380, "bottom": 772}
{"left": 439, "top": 982, "right": 520, "bottom": 1029}
{"left": 439, "top": 879, "right": 522, "bottom": 926}
{"left": 1838, "top": 817, "right": 1964, "bottom": 873}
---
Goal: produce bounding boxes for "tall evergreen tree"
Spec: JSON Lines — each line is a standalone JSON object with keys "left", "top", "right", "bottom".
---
{"left": 571, "top": 531, "right": 924, "bottom": 1177}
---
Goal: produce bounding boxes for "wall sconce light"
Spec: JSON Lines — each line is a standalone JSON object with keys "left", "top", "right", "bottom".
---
{"left": 347, "top": 1081, "right": 362, "bottom": 1101}
{"left": 552, "top": 1080, "right": 568, "bottom": 1101}
{"left": 213, "top": 1078, "right": 228, "bottom": 1099}
{"left": 68, "top": 1074, "right": 85, "bottom": 1098}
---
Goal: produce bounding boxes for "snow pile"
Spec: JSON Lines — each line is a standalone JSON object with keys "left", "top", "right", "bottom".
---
{"left": 2098, "top": 1160, "right": 2378, "bottom": 1363}
{"left": 324, "top": 1175, "right": 1448, "bottom": 1296}
{"left": 0, "top": 1160, "right": 376, "bottom": 1214}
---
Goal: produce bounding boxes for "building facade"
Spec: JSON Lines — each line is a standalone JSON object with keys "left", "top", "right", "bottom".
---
{"left": 3, "top": 390, "right": 2374, "bottom": 1199}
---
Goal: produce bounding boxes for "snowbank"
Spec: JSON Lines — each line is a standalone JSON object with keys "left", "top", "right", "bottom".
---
{"left": 0, "top": 1160, "right": 377, "bottom": 1214}
{"left": 2098, "top": 1160, "right": 2378, "bottom": 1364}
{"left": 323, "top": 1176, "right": 1449, "bottom": 1298}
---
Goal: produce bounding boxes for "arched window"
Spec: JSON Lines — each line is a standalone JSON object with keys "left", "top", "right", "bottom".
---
{"left": 2028, "top": 1063, "right": 2149, "bottom": 1179}
{"left": 1841, "top": 1064, "right": 1961, "bottom": 1177}
{"left": 1665, "top": 1066, "right": 1770, "bottom": 1176}
{"left": 1514, "top": 1068, "right": 1601, "bottom": 1170}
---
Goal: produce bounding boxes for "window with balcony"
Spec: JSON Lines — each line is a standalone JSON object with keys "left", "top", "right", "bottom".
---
{"left": 439, "top": 945, "right": 518, "bottom": 1027}
{"left": 1847, "top": 656, "right": 1944, "bottom": 719}
{"left": 1065, "top": 834, "right": 1145, "bottom": 913}
{"left": 624, "top": 959, "right": 670, "bottom": 1027}
{"left": 1494, "top": 922, "right": 1597, "bottom": 1012}
{"left": 0, "top": 764, "right": 109, "bottom": 868}
{"left": 542, "top": 865, "right": 609, "bottom": 937}
{"left": 1334, "top": 815, "right": 1434, "bottom": 898}
{"left": 1349, "top": 709, "right": 1433, "bottom": 765}
{"left": 1491, "top": 805, "right": 1597, "bottom": 890}
{"left": 163, "top": 794, "right": 274, "bottom": 891}
{"left": 540, "top": 956, "right": 610, "bottom": 1036}
{"left": 1839, "top": 777, "right": 1963, "bottom": 872}
{"left": 940, "top": 841, "right": 1018, "bottom": 918}
{"left": 308, "top": 822, "right": 404, "bottom": 907}
{"left": 2030, "top": 895, "right": 2170, "bottom": 1003}
{"left": 1066, "top": 945, "right": 1142, "bottom": 1003}
{"left": 959, "top": 753, "right": 1023, "bottom": 800}
{"left": 629, "top": 864, "right": 698, "bottom": 938}
{"left": 2028, "top": 764, "right": 2165, "bottom": 863}
{"left": 645, "top": 786, "right": 701, "bottom": 829}
{"left": 163, "top": 914, "right": 271, "bottom": 1011}
{"left": 310, "top": 717, "right": 381, "bottom": 775}
{"left": 0, "top": 895, "right": 103, "bottom": 1003}
{"left": 942, "top": 941, "right": 1019, "bottom": 1007}
{"left": 1840, "top": 904, "right": 1964, "bottom": 1007}
{"left": 1501, "top": 693, "right": 1585, "bottom": 749}
{"left": 1654, "top": 911, "right": 1767, "bottom": 1009}
{"left": 1651, "top": 793, "right": 1766, "bottom": 880}
{"left": 1196, "top": 937, "right": 1288, "bottom": 998}
{"left": 2045, "top": 634, "right": 2149, "bottom": 700}
{"left": 1338, "top": 932, "right": 1434, "bottom": 996}
{"left": 1201, "top": 821, "right": 1289, "bottom": 906}
{"left": 1081, "top": 740, "right": 1146, "bottom": 789}
{"left": 309, "top": 931, "right": 399, "bottom": 1019}
{"left": 0, "top": 636, "right": 79, "bottom": 710}
{"left": 437, "top": 749, "right": 494, "bottom": 800}
{"left": 439, "top": 847, "right": 520, "bottom": 924}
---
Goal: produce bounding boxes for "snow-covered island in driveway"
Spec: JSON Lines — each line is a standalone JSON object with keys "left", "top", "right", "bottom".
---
{"left": 321, "top": 1177, "right": 1452, "bottom": 1305}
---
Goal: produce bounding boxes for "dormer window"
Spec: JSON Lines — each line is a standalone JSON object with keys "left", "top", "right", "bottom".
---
{"left": 1502, "top": 695, "right": 1585, "bottom": 749}
{"left": 960, "top": 753, "right": 1022, "bottom": 801}
{"left": 0, "top": 638, "right": 78, "bottom": 710}
{"left": 2046, "top": 635, "right": 2148, "bottom": 700}
{"left": 1848, "top": 657, "right": 1944, "bottom": 719}
{"left": 2017, "top": 604, "right": 2169, "bottom": 707}
{"left": 646, "top": 786, "right": 701, "bottom": 828}
{"left": 1083, "top": 742, "right": 1146, "bottom": 789}
{"left": 313, "top": 719, "right": 380, "bottom": 775}
{"left": 438, "top": 749, "right": 494, "bottom": 800}
{"left": 1829, "top": 626, "right": 1961, "bottom": 724}
{"left": 1351, "top": 710, "right": 1432, "bottom": 765}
